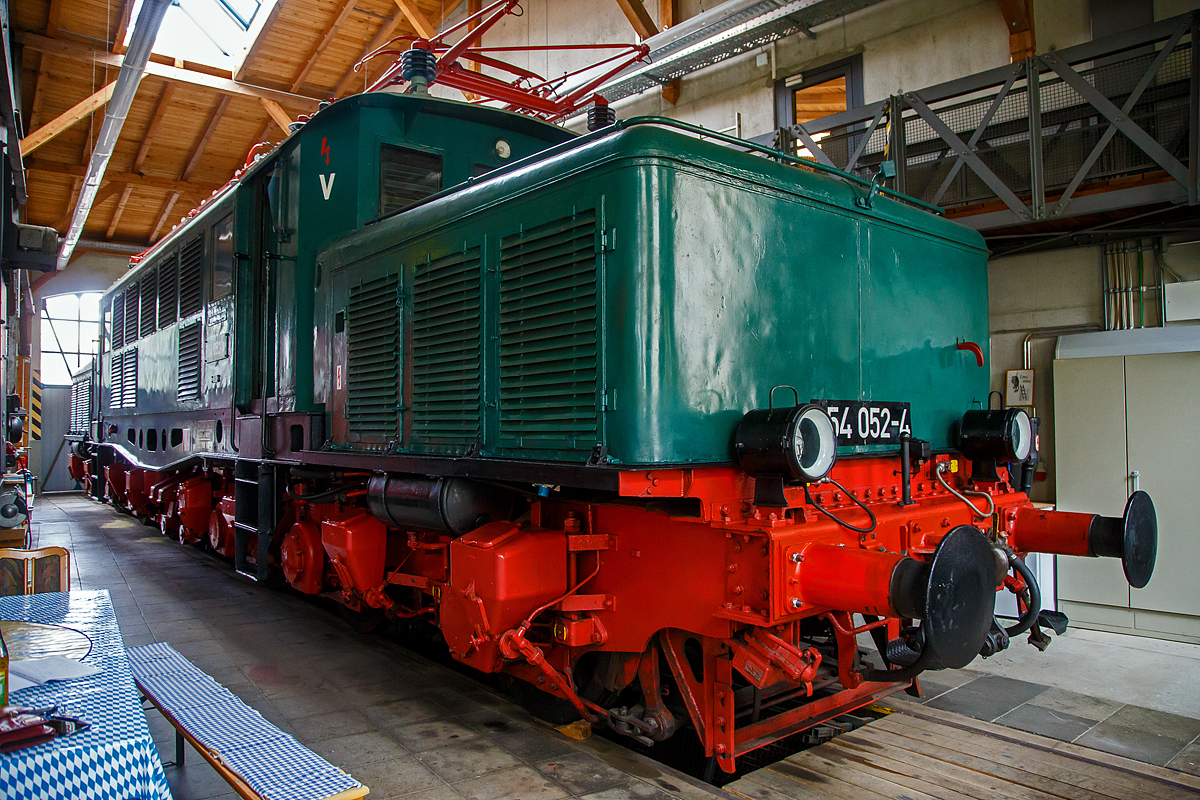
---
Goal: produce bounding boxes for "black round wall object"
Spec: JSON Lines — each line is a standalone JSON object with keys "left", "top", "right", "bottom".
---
{"left": 735, "top": 403, "right": 837, "bottom": 483}
{"left": 958, "top": 408, "right": 1032, "bottom": 463}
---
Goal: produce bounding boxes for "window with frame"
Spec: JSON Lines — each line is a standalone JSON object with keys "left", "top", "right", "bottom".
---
{"left": 380, "top": 144, "right": 443, "bottom": 216}
{"left": 40, "top": 293, "right": 102, "bottom": 386}
{"left": 212, "top": 214, "right": 234, "bottom": 301}
{"left": 775, "top": 55, "right": 864, "bottom": 160}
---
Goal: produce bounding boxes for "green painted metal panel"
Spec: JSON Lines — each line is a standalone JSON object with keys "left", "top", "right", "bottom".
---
{"left": 497, "top": 211, "right": 600, "bottom": 455}
{"left": 317, "top": 116, "right": 988, "bottom": 466}
{"left": 411, "top": 247, "right": 483, "bottom": 448}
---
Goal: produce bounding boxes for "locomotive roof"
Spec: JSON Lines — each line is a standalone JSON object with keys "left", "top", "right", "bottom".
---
{"left": 324, "top": 118, "right": 988, "bottom": 270}
{"left": 104, "top": 91, "right": 577, "bottom": 299}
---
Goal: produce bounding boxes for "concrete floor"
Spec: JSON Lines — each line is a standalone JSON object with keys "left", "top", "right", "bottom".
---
{"left": 30, "top": 493, "right": 724, "bottom": 800}
{"left": 26, "top": 491, "right": 1200, "bottom": 795}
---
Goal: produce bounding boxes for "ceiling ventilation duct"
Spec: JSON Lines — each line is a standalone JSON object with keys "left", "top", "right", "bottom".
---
{"left": 55, "top": 0, "right": 172, "bottom": 270}
{"left": 585, "top": 0, "right": 886, "bottom": 108}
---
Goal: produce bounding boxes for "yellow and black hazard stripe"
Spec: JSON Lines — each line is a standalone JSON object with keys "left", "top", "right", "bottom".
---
{"left": 30, "top": 371, "right": 42, "bottom": 441}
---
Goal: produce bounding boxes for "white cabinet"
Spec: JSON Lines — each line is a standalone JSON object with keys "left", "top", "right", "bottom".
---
{"left": 1054, "top": 350, "right": 1200, "bottom": 642}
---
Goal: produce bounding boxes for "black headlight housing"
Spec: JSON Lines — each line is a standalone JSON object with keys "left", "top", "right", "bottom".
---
{"left": 957, "top": 408, "right": 1033, "bottom": 482}
{"left": 736, "top": 402, "right": 838, "bottom": 506}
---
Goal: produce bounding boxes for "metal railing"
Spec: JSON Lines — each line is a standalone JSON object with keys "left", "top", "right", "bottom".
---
{"left": 750, "top": 12, "right": 1200, "bottom": 231}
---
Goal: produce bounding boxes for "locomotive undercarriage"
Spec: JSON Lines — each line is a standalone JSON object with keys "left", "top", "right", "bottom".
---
{"left": 66, "top": 444, "right": 1148, "bottom": 774}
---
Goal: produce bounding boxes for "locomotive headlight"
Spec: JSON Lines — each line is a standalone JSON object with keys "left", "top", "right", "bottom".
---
{"left": 958, "top": 408, "right": 1033, "bottom": 463}
{"left": 735, "top": 402, "right": 837, "bottom": 483}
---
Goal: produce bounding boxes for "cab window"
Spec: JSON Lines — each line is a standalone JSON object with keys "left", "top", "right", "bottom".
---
{"left": 380, "top": 144, "right": 442, "bottom": 216}
{"left": 212, "top": 214, "right": 234, "bottom": 301}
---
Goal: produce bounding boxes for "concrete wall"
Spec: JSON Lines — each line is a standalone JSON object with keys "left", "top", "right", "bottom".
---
{"left": 465, "top": 0, "right": 1094, "bottom": 137}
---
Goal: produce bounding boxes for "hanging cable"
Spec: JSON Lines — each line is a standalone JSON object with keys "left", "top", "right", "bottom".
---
{"left": 803, "top": 477, "right": 877, "bottom": 534}
{"left": 935, "top": 462, "right": 995, "bottom": 518}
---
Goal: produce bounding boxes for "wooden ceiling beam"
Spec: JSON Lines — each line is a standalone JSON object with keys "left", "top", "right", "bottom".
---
{"left": 659, "top": 0, "right": 680, "bottom": 104}
{"left": 16, "top": 31, "right": 320, "bottom": 110}
{"left": 331, "top": 9, "right": 408, "bottom": 97}
{"left": 233, "top": 0, "right": 284, "bottom": 81}
{"left": 106, "top": 185, "right": 135, "bottom": 238}
{"left": 132, "top": 83, "right": 175, "bottom": 173}
{"left": 292, "top": 0, "right": 359, "bottom": 92}
{"left": 27, "top": 0, "right": 66, "bottom": 131}
{"left": 54, "top": 181, "right": 123, "bottom": 231}
{"left": 151, "top": 192, "right": 182, "bottom": 242}
{"left": 20, "top": 81, "right": 116, "bottom": 155}
{"left": 181, "top": 95, "right": 232, "bottom": 182}
{"left": 394, "top": 0, "right": 436, "bottom": 39}
{"left": 260, "top": 98, "right": 293, "bottom": 135}
{"left": 26, "top": 158, "right": 220, "bottom": 195}
{"left": 614, "top": 0, "right": 658, "bottom": 41}
{"left": 112, "top": 0, "right": 135, "bottom": 54}
{"left": 997, "top": 0, "right": 1035, "bottom": 62}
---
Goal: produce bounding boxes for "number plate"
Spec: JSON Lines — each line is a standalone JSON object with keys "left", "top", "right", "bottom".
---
{"left": 813, "top": 399, "right": 912, "bottom": 446}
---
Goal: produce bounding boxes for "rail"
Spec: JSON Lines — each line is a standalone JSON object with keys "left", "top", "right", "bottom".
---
{"left": 750, "top": 11, "right": 1200, "bottom": 233}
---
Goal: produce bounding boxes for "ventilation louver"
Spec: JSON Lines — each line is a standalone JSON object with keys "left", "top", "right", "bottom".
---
{"left": 121, "top": 349, "right": 138, "bottom": 409}
{"left": 497, "top": 211, "right": 600, "bottom": 452}
{"left": 158, "top": 250, "right": 178, "bottom": 328}
{"left": 111, "top": 293, "right": 125, "bottom": 349}
{"left": 179, "top": 237, "right": 203, "bottom": 318}
{"left": 178, "top": 323, "right": 201, "bottom": 402}
{"left": 123, "top": 283, "right": 139, "bottom": 344}
{"left": 109, "top": 351, "right": 123, "bottom": 410}
{"left": 140, "top": 267, "right": 157, "bottom": 338}
{"left": 346, "top": 272, "right": 400, "bottom": 437}
{"left": 412, "top": 248, "right": 481, "bottom": 445}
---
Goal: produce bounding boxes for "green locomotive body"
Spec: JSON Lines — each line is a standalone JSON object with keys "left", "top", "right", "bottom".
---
{"left": 98, "top": 93, "right": 988, "bottom": 474}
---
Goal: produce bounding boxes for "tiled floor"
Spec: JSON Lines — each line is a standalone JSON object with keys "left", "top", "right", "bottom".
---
{"left": 29, "top": 493, "right": 726, "bottom": 800}
{"left": 909, "top": 667, "right": 1200, "bottom": 773}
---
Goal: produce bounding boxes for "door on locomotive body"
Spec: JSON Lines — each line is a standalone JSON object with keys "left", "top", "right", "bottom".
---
{"left": 259, "top": 150, "right": 300, "bottom": 417}
{"left": 327, "top": 140, "right": 447, "bottom": 450}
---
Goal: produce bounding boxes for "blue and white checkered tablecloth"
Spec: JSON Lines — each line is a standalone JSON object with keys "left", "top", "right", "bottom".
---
{"left": 0, "top": 590, "right": 172, "bottom": 800}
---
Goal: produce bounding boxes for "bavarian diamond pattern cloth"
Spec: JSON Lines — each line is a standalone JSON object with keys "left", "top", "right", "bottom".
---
{"left": 127, "top": 642, "right": 364, "bottom": 800}
{"left": 0, "top": 590, "right": 171, "bottom": 800}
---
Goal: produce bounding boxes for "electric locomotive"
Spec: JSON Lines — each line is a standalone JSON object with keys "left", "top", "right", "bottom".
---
{"left": 66, "top": 82, "right": 1157, "bottom": 774}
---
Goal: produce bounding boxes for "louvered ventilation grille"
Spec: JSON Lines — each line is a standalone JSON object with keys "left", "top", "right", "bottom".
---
{"left": 70, "top": 372, "right": 91, "bottom": 434}
{"left": 121, "top": 349, "right": 138, "bottom": 409}
{"left": 140, "top": 267, "right": 157, "bottom": 337}
{"left": 179, "top": 237, "right": 203, "bottom": 318}
{"left": 346, "top": 273, "right": 400, "bottom": 437}
{"left": 111, "top": 293, "right": 125, "bottom": 349}
{"left": 123, "top": 283, "right": 139, "bottom": 344}
{"left": 109, "top": 352, "right": 123, "bottom": 409}
{"left": 498, "top": 212, "right": 599, "bottom": 450}
{"left": 178, "top": 323, "right": 201, "bottom": 402}
{"left": 412, "top": 249, "right": 481, "bottom": 445}
{"left": 158, "top": 252, "right": 178, "bottom": 327}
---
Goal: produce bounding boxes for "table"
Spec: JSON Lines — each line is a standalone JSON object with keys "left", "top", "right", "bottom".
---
{"left": 0, "top": 590, "right": 171, "bottom": 800}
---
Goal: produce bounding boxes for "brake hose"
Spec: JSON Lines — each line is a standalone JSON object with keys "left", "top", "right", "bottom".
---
{"left": 935, "top": 462, "right": 995, "bottom": 518}
{"left": 803, "top": 477, "right": 877, "bottom": 534}
{"left": 1004, "top": 551, "right": 1042, "bottom": 637}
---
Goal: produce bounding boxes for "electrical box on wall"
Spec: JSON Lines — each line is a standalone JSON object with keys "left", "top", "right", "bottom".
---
{"left": 1164, "top": 280, "right": 1200, "bottom": 322}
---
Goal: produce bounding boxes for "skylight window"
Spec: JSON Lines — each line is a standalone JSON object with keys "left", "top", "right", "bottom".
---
{"left": 124, "top": 0, "right": 264, "bottom": 69}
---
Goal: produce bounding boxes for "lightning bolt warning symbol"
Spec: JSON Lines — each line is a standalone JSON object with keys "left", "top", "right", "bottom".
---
{"left": 321, "top": 137, "right": 330, "bottom": 165}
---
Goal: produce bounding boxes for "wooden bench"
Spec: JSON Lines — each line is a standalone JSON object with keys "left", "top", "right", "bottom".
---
{"left": 127, "top": 643, "right": 369, "bottom": 800}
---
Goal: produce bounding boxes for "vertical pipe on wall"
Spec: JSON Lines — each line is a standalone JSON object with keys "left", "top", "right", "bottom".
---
{"left": 1102, "top": 245, "right": 1111, "bottom": 331}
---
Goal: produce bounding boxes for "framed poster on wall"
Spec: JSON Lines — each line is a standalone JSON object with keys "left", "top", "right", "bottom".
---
{"left": 1006, "top": 369, "right": 1035, "bottom": 407}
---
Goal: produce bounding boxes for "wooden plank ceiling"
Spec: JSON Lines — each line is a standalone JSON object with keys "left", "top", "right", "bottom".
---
{"left": 14, "top": 0, "right": 460, "bottom": 257}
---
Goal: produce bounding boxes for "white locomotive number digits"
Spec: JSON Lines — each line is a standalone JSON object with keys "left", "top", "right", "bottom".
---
{"left": 815, "top": 400, "right": 912, "bottom": 445}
